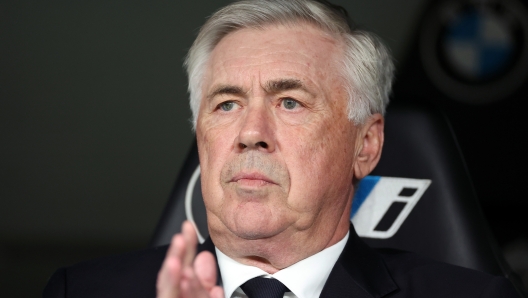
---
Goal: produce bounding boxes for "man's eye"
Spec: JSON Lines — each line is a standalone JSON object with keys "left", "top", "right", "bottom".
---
{"left": 282, "top": 98, "right": 298, "bottom": 110}
{"left": 220, "top": 101, "right": 236, "bottom": 111}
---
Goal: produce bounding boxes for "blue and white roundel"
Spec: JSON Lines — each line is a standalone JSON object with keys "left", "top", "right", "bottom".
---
{"left": 420, "top": 0, "right": 528, "bottom": 103}
{"left": 444, "top": 8, "right": 514, "bottom": 80}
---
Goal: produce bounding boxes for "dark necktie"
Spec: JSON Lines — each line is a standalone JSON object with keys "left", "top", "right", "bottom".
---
{"left": 240, "top": 277, "right": 290, "bottom": 298}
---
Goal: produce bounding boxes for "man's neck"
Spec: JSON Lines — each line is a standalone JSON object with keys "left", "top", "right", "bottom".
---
{"left": 216, "top": 231, "right": 350, "bottom": 298}
{"left": 213, "top": 220, "right": 350, "bottom": 274}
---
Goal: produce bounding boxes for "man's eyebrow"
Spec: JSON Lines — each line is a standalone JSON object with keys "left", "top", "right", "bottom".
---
{"left": 207, "top": 85, "right": 245, "bottom": 100}
{"left": 207, "top": 79, "right": 310, "bottom": 100}
{"left": 264, "top": 79, "right": 308, "bottom": 94}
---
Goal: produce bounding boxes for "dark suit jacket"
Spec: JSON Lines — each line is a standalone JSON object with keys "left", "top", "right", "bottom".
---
{"left": 43, "top": 226, "right": 519, "bottom": 298}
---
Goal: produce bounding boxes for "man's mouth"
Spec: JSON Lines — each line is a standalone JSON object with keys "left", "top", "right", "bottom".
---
{"left": 230, "top": 172, "right": 276, "bottom": 187}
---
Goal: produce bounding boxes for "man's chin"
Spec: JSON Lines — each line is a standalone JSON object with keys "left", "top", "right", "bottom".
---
{"left": 232, "top": 228, "right": 278, "bottom": 240}
{"left": 207, "top": 203, "right": 295, "bottom": 244}
{"left": 230, "top": 216, "right": 288, "bottom": 241}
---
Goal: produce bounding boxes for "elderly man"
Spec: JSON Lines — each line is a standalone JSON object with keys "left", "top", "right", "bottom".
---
{"left": 44, "top": 0, "right": 519, "bottom": 297}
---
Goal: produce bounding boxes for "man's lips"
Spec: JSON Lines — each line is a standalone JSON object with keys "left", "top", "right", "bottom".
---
{"left": 230, "top": 172, "right": 276, "bottom": 186}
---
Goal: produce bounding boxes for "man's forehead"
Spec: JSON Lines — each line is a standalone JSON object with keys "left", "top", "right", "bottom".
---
{"left": 209, "top": 24, "right": 341, "bottom": 65}
{"left": 203, "top": 24, "right": 342, "bottom": 92}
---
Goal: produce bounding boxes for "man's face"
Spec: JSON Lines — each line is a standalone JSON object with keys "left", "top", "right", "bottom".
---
{"left": 196, "top": 24, "right": 365, "bottom": 265}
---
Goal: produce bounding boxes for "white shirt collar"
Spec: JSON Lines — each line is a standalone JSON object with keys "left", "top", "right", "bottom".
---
{"left": 216, "top": 231, "right": 349, "bottom": 298}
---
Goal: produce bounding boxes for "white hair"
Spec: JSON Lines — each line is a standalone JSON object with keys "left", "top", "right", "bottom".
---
{"left": 185, "top": 0, "right": 394, "bottom": 129}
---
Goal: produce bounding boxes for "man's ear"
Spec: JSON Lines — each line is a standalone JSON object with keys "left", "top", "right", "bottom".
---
{"left": 353, "top": 113, "right": 384, "bottom": 180}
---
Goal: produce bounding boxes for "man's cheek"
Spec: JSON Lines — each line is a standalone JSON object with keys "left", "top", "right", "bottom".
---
{"left": 285, "top": 163, "right": 323, "bottom": 206}
{"left": 202, "top": 135, "right": 231, "bottom": 171}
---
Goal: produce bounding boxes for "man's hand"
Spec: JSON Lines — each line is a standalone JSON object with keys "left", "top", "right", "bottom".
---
{"left": 157, "top": 221, "right": 224, "bottom": 298}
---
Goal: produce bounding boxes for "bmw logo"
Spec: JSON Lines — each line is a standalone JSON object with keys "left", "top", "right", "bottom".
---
{"left": 420, "top": 0, "right": 528, "bottom": 103}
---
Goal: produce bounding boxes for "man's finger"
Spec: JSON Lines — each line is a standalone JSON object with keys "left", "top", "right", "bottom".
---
{"left": 209, "top": 286, "right": 225, "bottom": 298}
{"left": 156, "top": 221, "right": 200, "bottom": 298}
{"left": 194, "top": 251, "right": 218, "bottom": 291}
{"left": 180, "top": 266, "right": 210, "bottom": 298}
{"left": 156, "top": 255, "right": 181, "bottom": 298}
{"left": 158, "top": 235, "right": 182, "bottom": 286}
{"left": 156, "top": 232, "right": 187, "bottom": 298}
{"left": 182, "top": 220, "right": 198, "bottom": 267}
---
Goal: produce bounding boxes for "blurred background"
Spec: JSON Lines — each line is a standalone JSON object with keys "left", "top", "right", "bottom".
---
{"left": 1, "top": 0, "right": 527, "bottom": 296}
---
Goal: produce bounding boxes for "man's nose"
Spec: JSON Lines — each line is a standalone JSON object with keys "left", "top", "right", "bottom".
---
{"left": 236, "top": 104, "right": 276, "bottom": 152}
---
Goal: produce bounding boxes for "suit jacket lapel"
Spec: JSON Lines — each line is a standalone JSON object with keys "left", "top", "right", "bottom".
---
{"left": 320, "top": 225, "right": 398, "bottom": 298}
